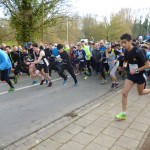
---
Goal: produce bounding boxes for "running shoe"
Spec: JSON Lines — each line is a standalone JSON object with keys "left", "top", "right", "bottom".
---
{"left": 115, "top": 83, "right": 119, "bottom": 87}
{"left": 40, "top": 79, "right": 45, "bottom": 85}
{"left": 84, "top": 76, "right": 88, "bottom": 80}
{"left": 63, "top": 76, "right": 68, "bottom": 85}
{"left": 111, "top": 83, "right": 115, "bottom": 89}
{"left": 63, "top": 79, "right": 68, "bottom": 85}
{"left": 48, "top": 82, "right": 52, "bottom": 87}
{"left": 32, "top": 80, "right": 37, "bottom": 85}
{"left": 8, "top": 87, "right": 15, "bottom": 92}
{"left": 115, "top": 112, "right": 126, "bottom": 120}
{"left": 74, "top": 83, "right": 78, "bottom": 87}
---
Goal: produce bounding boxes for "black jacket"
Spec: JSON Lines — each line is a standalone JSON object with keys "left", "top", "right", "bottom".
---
{"left": 92, "top": 49, "right": 101, "bottom": 62}
{"left": 59, "top": 51, "right": 71, "bottom": 65}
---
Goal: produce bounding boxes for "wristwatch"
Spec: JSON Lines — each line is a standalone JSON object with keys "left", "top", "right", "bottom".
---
{"left": 135, "top": 69, "right": 139, "bottom": 74}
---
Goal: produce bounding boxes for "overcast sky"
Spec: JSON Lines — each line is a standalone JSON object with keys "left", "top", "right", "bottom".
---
{"left": 0, "top": 0, "right": 150, "bottom": 19}
{"left": 71, "top": 0, "right": 150, "bottom": 19}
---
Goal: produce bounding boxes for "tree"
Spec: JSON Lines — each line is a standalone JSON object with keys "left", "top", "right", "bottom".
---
{"left": 0, "top": 0, "right": 70, "bottom": 45}
{"left": 0, "top": 18, "right": 15, "bottom": 44}
{"left": 132, "top": 9, "right": 150, "bottom": 38}
{"left": 41, "top": 15, "right": 81, "bottom": 44}
{"left": 81, "top": 14, "right": 98, "bottom": 41}
{"left": 81, "top": 9, "right": 134, "bottom": 42}
{"left": 101, "top": 9, "right": 133, "bottom": 42}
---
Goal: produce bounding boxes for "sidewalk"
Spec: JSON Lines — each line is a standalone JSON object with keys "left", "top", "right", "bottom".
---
{"left": 3, "top": 85, "right": 150, "bottom": 150}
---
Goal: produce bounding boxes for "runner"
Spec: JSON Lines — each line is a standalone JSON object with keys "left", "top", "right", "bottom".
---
{"left": 105, "top": 43, "right": 122, "bottom": 88}
{"left": 25, "top": 43, "right": 38, "bottom": 85}
{"left": 115, "top": 33, "right": 150, "bottom": 120}
{"left": 76, "top": 44, "right": 86, "bottom": 76}
{"left": 81, "top": 41, "right": 92, "bottom": 78}
{"left": 31, "top": 43, "right": 52, "bottom": 87}
{"left": 57, "top": 44, "right": 78, "bottom": 87}
{"left": 0, "top": 49, "right": 15, "bottom": 92}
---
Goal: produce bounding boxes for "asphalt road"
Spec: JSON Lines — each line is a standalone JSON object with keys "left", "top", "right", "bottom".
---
{"left": 0, "top": 72, "right": 124, "bottom": 148}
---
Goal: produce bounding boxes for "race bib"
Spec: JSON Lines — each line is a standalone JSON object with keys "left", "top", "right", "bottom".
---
{"left": 129, "top": 64, "right": 138, "bottom": 70}
{"left": 44, "top": 58, "right": 49, "bottom": 66}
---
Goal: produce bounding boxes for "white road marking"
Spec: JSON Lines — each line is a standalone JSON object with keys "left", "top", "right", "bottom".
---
{"left": 0, "top": 76, "right": 71, "bottom": 96}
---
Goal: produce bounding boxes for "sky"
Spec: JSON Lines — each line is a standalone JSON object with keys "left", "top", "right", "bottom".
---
{"left": 0, "top": 0, "right": 150, "bottom": 19}
{"left": 71, "top": 0, "right": 150, "bottom": 19}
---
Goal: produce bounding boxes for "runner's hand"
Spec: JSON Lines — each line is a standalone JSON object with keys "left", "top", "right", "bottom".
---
{"left": 130, "top": 69, "right": 136, "bottom": 75}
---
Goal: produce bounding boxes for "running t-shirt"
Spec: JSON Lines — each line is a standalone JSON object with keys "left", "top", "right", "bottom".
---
{"left": 82, "top": 46, "right": 91, "bottom": 60}
{"left": 106, "top": 49, "right": 121, "bottom": 68}
{"left": 34, "top": 50, "right": 49, "bottom": 66}
{"left": 124, "top": 46, "right": 148, "bottom": 73}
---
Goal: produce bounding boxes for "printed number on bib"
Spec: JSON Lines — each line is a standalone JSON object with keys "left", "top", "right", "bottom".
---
{"left": 129, "top": 64, "right": 138, "bottom": 71}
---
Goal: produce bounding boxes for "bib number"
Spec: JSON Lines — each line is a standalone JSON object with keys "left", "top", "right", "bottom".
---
{"left": 129, "top": 64, "right": 138, "bottom": 70}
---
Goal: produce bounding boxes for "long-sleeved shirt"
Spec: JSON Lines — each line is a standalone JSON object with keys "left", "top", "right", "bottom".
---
{"left": 92, "top": 49, "right": 101, "bottom": 62}
{"left": 0, "top": 49, "right": 12, "bottom": 70}
{"left": 59, "top": 51, "right": 71, "bottom": 64}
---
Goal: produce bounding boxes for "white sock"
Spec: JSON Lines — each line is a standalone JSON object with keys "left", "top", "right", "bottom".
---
{"left": 122, "top": 112, "right": 126, "bottom": 115}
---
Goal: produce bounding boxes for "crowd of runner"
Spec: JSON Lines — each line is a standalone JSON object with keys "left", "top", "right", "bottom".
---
{"left": 0, "top": 36, "right": 150, "bottom": 92}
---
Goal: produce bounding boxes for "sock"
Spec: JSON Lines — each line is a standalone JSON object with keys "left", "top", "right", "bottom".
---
{"left": 122, "top": 112, "right": 126, "bottom": 115}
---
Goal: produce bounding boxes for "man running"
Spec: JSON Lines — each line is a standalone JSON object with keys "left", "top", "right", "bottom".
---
{"left": 31, "top": 43, "right": 52, "bottom": 87}
{"left": 57, "top": 44, "right": 78, "bottom": 87}
{"left": 115, "top": 33, "right": 150, "bottom": 120}
{"left": 0, "top": 49, "right": 15, "bottom": 92}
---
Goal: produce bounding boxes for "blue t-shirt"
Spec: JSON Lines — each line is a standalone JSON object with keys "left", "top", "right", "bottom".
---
{"left": 0, "top": 49, "right": 12, "bottom": 70}
{"left": 52, "top": 47, "right": 59, "bottom": 57}
{"left": 146, "top": 51, "right": 150, "bottom": 60}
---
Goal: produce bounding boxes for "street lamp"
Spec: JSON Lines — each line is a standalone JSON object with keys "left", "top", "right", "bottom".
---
{"left": 42, "top": 0, "right": 44, "bottom": 42}
{"left": 66, "top": 17, "right": 81, "bottom": 45}
{"left": 66, "top": 20, "right": 68, "bottom": 45}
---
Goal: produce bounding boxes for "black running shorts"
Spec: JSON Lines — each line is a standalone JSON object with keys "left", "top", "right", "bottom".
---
{"left": 127, "top": 72, "right": 147, "bottom": 84}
